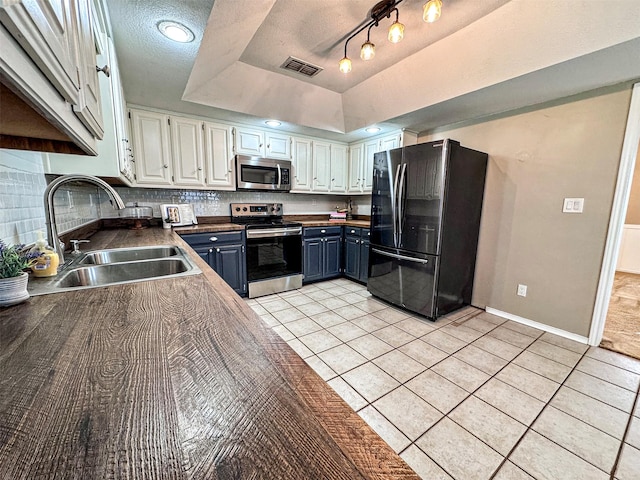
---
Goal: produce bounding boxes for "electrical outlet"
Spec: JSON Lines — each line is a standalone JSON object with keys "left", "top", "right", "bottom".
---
{"left": 517, "top": 284, "right": 527, "bottom": 297}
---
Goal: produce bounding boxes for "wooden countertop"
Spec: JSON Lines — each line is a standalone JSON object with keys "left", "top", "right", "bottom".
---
{"left": 174, "top": 220, "right": 371, "bottom": 234}
{"left": 0, "top": 227, "right": 417, "bottom": 479}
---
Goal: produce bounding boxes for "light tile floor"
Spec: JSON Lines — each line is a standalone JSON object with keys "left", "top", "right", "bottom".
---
{"left": 245, "top": 278, "right": 640, "bottom": 480}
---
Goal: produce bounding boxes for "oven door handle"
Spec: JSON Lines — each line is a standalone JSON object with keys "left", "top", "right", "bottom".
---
{"left": 246, "top": 227, "right": 302, "bottom": 239}
{"left": 277, "top": 164, "right": 281, "bottom": 188}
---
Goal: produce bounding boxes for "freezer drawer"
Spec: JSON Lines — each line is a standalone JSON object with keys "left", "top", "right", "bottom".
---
{"left": 367, "top": 247, "right": 438, "bottom": 319}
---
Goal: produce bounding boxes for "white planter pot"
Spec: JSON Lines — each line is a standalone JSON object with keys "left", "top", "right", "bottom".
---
{"left": 0, "top": 272, "right": 29, "bottom": 307}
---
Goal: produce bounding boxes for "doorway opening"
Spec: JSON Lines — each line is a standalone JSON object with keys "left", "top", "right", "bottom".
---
{"left": 590, "top": 82, "right": 640, "bottom": 357}
{"left": 600, "top": 153, "right": 640, "bottom": 358}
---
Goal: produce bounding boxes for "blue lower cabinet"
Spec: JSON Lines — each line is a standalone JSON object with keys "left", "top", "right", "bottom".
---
{"left": 344, "top": 228, "right": 370, "bottom": 284}
{"left": 303, "top": 226, "right": 343, "bottom": 283}
{"left": 211, "top": 245, "right": 246, "bottom": 296}
{"left": 181, "top": 231, "right": 247, "bottom": 296}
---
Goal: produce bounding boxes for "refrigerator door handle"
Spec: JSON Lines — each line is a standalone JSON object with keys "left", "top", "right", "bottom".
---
{"left": 372, "top": 248, "right": 430, "bottom": 264}
{"left": 397, "top": 163, "right": 407, "bottom": 241}
{"left": 392, "top": 164, "right": 401, "bottom": 247}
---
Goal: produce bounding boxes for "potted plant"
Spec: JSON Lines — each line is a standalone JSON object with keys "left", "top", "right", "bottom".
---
{"left": 0, "top": 240, "right": 41, "bottom": 307}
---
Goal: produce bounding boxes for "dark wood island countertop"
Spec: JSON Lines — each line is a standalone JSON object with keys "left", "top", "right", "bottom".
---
{"left": 0, "top": 227, "right": 417, "bottom": 479}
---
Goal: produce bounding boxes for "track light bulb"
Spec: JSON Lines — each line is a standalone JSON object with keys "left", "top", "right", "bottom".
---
{"left": 360, "top": 41, "right": 375, "bottom": 61}
{"left": 339, "top": 56, "right": 352, "bottom": 74}
{"left": 388, "top": 20, "right": 404, "bottom": 43}
{"left": 423, "top": 0, "right": 442, "bottom": 23}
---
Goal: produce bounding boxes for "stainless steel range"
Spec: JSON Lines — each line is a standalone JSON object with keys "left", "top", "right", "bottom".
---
{"left": 231, "top": 203, "right": 303, "bottom": 298}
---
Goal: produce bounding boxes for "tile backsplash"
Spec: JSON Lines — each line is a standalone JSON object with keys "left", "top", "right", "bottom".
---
{"left": 0, "top": 150, "right": 48, "bottom": 245}
{"left": 99, "top": 187, "right": 372, "bottom": 219}
{"left": 1, "top": 148, "right": 371, "bottom": 247}
{"left": 1, "top": 149, "right": 101, "bottom": 246}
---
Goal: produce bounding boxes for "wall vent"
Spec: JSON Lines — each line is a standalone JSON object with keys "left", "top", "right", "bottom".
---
{"left": 280, "top": 56, "right": 323, "bottom": 77}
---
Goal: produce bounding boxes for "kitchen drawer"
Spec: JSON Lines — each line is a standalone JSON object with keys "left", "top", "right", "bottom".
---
{"left": 181, "top": 230, "right": 244, "bottom": 247}
{"left": 345, "top": 227, "right": 362, "bottom": 238}
{"left": 303, "top": 226, "right": 342, "bottom": 238}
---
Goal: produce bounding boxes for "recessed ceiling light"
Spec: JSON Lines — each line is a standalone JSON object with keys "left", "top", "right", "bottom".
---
{"left": 365, "top": 126, "right": 381, "bottom": 134}
{"left": 157, "top": 21, "right": 194, "bottom": 43}
{"left": 265, "top": 120, "right": 281, "bottom": 127}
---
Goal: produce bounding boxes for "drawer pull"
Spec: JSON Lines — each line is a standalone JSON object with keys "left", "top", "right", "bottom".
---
{"left": 209, "top": 237, "right": 218, "bottom": 242}
{"left": 320, "top": 229, "right": 326, "bottom": 233}
{"left": 350, "top": 229, "right": 356, "bottom": 233}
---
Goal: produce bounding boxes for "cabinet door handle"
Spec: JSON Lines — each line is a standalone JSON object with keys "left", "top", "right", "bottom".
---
{"left": 163, "top": 164, "right": 168, "bottom": 168}
{"left": 320, "top": 229, "right": 326, "bottom": 233}
{"left": 209, "top": 248, "right": 213, "bottom": 253}
{"left": 96, "top": 64, "right": 110, "bottom": 77}
{"left": 198, "top": 167, "right": 202, "bottom": 171}
{"left": 350, "top": 230, "right": 356, "bottom": 234}
{"left": 356, "top": 239, "right": 360, "bottom": 244}
{"left": 216, "top": 248, "right": 220, "bottom": 253}
{"left": 209, "top": 237, "right": 218, "bottom": 242}
{"left": 267, "top": 144, "right": 270, "bottom": 149}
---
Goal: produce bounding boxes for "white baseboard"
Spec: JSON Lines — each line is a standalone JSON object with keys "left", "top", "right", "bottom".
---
{"left": 616, "top": 268, "right": 640, "bottom": 275}
{"left": 485, "top": 307, "right": 589, "bottom": 345}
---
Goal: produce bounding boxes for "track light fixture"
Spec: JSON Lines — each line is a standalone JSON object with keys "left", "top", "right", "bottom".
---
{"left": 339, "top": 0, "right": 443, "bottom": 74}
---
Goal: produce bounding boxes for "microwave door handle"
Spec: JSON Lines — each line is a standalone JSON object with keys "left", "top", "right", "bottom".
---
{"left": 392, "top": 164, "right": 401, "bottom": 248}
{"left": 397, "top": 163, "right": 407, "bottom": 241}
{"left": 277, "top": 164, "right": 281, "bottom": 188}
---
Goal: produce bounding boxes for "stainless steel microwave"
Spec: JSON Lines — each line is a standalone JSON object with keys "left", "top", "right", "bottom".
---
{"left": 236, "top": 155, "right": 292, "bottom": 192}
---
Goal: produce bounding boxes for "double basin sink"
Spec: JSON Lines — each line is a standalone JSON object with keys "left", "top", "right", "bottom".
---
{"left": 30, "top": 245, "right": 201, "bottom": 295}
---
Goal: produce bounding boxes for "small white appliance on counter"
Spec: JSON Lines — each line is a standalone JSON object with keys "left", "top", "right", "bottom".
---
{"left": 161, "top": 204, "right": 198, "bottom": 228}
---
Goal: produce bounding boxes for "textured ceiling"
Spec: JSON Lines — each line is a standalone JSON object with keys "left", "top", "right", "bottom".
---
{"left": 106, "top": 0, "right": 640, "bottom": 142}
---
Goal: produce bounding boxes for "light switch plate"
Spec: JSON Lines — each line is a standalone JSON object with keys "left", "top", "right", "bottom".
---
{"left": 563, "top": 198, "right": 584, "bottom": 213}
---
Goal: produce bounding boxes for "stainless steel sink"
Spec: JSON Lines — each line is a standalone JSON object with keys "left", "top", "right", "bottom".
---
{"left": 79, "top": 246, "right": 179, "bottom": 264}
{"left": 57, "top": 258, "right": 191, "bottom": 287}
{"left": 29, "top": 245, "right": 201, "bottom": 295}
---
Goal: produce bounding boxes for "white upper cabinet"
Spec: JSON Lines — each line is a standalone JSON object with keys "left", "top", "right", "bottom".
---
{"left": 265, "top": 132, "right": 291, "bottom": 160}
{"left": 0, "top": 0, "right": 107, "bottom": 154}
{"left": 292, "top": 137, "right": 312, "bottom": 192}
{"left": 312, "top": 140, "right": 331, "bottom": 193}
{"left": 362, "top": 139, "right": 379, "bottom": 192}
{"left": 379, "top": 133, "right": 401, "bottom": 152}
{"left": 330, "top": 144, "right": 347, "bottom": 193}
{"left": 130, "top": 109, "right": 173, "bottom": 186}
{"left": 347, "top": 131, "right": 418, "bottom": 194}
{"left": 348, "top": 143, "right": 364, "bottom": 193}
{"left": 71, "top": 0, "right": 103, "bottom": 139}
{"left": 0, "top": 0, "right": 79, "bottom": 104}
{"left": 233, "top": 126, "right": 264, "bottom": 156}
{"left": 203, "top": 122, "right": 234, "bottom": 190}
{"left": 171, "top": 116, "right": 204, "bottom": 187}
{"left": 233, "top": 126, "right": 291, "bottom": 160}
{"left": 45, "top": 32, "right": 133, "bottom": 184}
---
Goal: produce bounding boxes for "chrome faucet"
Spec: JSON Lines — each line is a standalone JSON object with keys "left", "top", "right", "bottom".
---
{"left": 44, "top": 174, "right": 126, "bottom": 264}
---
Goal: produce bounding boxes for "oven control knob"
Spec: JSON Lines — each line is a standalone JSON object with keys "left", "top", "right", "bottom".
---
{"left": 243, "top": 207, "right": 248, "bottom": 212}
{"left": 235, "top": 207, "right": 241, "bottom": 212}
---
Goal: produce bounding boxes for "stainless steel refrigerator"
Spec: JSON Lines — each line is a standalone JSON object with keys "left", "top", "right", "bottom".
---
{"left": 367, "top": 139, "right": 488, "bottom": 320}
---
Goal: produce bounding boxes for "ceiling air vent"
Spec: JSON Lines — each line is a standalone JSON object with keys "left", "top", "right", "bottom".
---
{"left": 280, "top": 56, "right": 323, "bottom": 78}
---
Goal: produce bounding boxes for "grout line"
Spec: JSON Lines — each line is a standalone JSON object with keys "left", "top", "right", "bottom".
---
{"left": 609, "top": 380, "right": 640, "bottom": 479}
{"left": 252, "top": 281, "right": 637, "bottom": 479}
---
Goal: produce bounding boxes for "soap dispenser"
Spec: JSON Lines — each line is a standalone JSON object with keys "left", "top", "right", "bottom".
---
{"left": 30, "top": 231, "right": 59, "bottom": 277}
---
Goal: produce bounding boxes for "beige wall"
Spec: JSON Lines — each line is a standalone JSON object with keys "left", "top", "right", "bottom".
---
{"left": 419, "top": 86, "right": 632, "bottom": 337}
{"left": 624, "top": 140, "right": 640, "bottom": 224}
